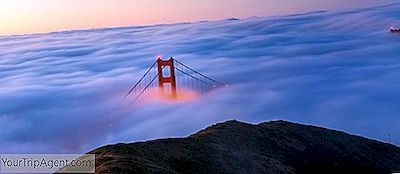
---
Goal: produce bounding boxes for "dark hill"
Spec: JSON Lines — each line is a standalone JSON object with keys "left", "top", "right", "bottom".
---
{"left": 86, "top": 120, "right": 400, "bottom": 174}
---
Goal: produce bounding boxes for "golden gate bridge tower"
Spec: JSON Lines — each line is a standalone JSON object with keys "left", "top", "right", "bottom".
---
{"left": 123, "top": 57, "right": 226, "bottom": 103}
{"left": 157, "top": 57, "right": 177, "bottom": 99}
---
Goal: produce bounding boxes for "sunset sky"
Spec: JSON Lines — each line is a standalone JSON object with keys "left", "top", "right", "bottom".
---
{"left": 0, "top": 0, "right": 393, "bottom": 36}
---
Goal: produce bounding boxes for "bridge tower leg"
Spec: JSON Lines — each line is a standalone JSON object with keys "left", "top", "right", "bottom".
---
{"left": 157, "top": 57, "right": 177, "bottom": 99}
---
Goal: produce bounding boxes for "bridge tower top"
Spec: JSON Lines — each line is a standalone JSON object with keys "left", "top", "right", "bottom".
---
{"left": 157, "top": 57, "right": 177, "bottom": 99}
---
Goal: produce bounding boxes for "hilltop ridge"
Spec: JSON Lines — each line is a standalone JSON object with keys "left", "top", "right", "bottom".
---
{"left": 85, "top": 120, "right": 400, "bottom": 174}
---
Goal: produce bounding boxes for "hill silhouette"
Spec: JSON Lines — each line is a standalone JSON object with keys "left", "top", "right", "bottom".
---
{"left": 84, "top": 120, "right": 400, "bottom": 174}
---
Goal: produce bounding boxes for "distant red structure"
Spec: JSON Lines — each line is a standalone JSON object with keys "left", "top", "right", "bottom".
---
{"left": 157, "top": 57, "right": 177, "bottom": 98}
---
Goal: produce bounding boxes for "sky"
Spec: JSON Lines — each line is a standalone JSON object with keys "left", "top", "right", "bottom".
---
{"left": 0, "top": 0, "right": 394, "bottom": 36}
{"left": 0, "top": 1, "right": 399, "bottom": 154}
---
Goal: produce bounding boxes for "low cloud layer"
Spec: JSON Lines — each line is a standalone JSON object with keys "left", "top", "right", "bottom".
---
{"left": 1, "top": 3, "right": 400, "bottom": 153}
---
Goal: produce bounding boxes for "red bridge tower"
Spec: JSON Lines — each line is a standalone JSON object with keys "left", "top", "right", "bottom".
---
{"left": 157, "top": 57, "right": 177, "bottom": 98}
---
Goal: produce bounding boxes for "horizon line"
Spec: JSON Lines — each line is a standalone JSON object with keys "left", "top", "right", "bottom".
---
{"left": 1, "top": 1, "right": 396, "bottom": 38}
